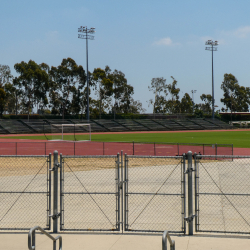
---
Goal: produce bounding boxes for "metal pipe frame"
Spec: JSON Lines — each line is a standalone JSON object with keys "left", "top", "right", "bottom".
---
{"left": 28, "top": 225, "right": 62, "bottom": 250}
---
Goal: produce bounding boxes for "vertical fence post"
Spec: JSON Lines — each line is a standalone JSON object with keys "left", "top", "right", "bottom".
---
{"left": 60, "top": 153, "right": 63, "bottom": 231}
{"left": 53, "top": 150, "right": 59, "bottom": 233}
{"left": 182, "top": 153, "right": 186, "bottom": 234}
{"left": 120, "top": 150, "right": 123, "bottom": 233}
{"left": 187, "top": 151, "right": 194, "bottom": 235}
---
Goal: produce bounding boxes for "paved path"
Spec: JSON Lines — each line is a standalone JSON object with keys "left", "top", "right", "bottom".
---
{"left": 0, "top": 232, "right": 249, "bottom": 250}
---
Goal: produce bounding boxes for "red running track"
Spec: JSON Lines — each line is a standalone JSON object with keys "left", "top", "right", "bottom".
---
{"left": 0, "top": 139, "right": 243, "bottom": 156}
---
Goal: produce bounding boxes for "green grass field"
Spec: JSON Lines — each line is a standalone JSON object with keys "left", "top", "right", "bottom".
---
{"left": 1, "top": 130, "right": 250, "bottom": 148}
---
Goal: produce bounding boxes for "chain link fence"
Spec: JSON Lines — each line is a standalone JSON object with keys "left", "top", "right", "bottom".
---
{"left": 195, "top": 155, "right": 250, "bottom": 234}
{"left": 60, "top": 155, "right": 120, "bottom": 231}
{"left": 124, "top": 155, "right": 185, "bottom": 233}
{"left": 0, "top": 155, "right": 51, "bottom": 230}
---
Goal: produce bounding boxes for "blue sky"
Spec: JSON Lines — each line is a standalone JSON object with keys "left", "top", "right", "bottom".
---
{"left": 1, "top": 0, "right": 250, "bottom": 112}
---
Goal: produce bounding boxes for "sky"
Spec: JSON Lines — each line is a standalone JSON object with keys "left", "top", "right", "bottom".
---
{"left": 1, "top": 0, "right": 250, "bottom": 113}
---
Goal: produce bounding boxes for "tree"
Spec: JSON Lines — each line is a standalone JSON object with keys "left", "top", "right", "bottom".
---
{"left": 148, "top": 77, "right": 167, "bottom": 113}
{"left": 0, "top": 88, "right": 6, "bottom": 117}
{"left": 165, "top": 76, "right": 180, "bottom": 113}
{"left": 200, "top": 94, "right": 212, "bottom": 113}
{"left": 92, "top": 67, "right": 113, "bottom": 118}
{"left": 49, "top": 58, "right": 86, "bottom": 118}
{"left": 0, "top": 64, "right": 12, "bottom": 86}
{"left": 4, "top": 83, "right": 18, "bottom": 114}
{"left": 220, "top": 73, "right": 250, "bottom": 112}
{"left": 14, "top": 60, "right": 50, "bottom": 120}
{"left": 180, "top": 93, "right": 193, "bottom": 113}
{"left": 109, "top": 68, "right": 136, "bottom": 114}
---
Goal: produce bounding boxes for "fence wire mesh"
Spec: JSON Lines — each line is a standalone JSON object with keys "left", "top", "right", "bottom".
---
{"left": 0, "top": 155, "right": 51, "bottom": 230}
{"left": 60, "top": 155, "right": 120, "bottom": 231}
{"left": 125, "top": 155, "right": 185, "bottom": 233}
{"left": 195, "top": 155, "right": 250, "bottom": 234}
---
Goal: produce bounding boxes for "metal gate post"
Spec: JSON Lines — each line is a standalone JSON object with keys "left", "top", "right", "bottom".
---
{"left": 120, "top": 150, "right": 124, "bottom": 233}
{"left": 53, "top": 150, "right": 59, "bottom": 233}
{"left": 185, "top": 151, "right": 194, "bottom": 235}
{"left": 124, "top": 153, "right": 128, "bottom": 231}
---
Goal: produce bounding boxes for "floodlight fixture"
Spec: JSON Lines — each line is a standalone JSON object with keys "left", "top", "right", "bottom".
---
{"left": 205, "top": 39, "right": 219, "bottom": 119}
{"left": 78, "top": 26, "right": 96, "bottom": 121}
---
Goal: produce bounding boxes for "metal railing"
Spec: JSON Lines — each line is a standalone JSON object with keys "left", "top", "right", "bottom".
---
{"left": 28, "top": 225, "right": 62, "bottom": 250}
{"left": 162, "top": 230, "right": 175, "bottom": 250}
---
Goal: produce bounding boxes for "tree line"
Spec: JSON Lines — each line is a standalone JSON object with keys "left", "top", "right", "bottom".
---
{"left": 148, "top": 74, "right": 250, "bottom": 116}
{"left": 0, "top": 58, "right": 145, "bottom": 119}
{"left": 0, "top": 58, "right": 248, "bottom": 119}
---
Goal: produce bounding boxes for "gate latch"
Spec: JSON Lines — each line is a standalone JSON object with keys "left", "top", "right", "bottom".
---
{"left": 184, "top": 168, "right": 194, "bottom": 174}
{"left": 184, "top": 215, "right": 196, "bottom": 223}
{"left": 49, "top": 213, "right": 61, "bottom": 220}
{"left": 118, "top": 181, "right": 126, "bottom": 189}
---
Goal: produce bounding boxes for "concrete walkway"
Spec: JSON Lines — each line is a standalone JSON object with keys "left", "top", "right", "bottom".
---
{"left": 0, "top": 232, "right": 249, "bottom": 250}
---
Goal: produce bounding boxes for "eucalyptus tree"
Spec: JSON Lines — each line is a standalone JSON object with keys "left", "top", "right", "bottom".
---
{"left": 148, "top": 77, "right": 167, "bottom": 113}
{"left": 49, "top": 58, "right": 86, "bottom": 118}
{"left": 220, "top": 73, "right": 250, "bottom": 112}
{"left": 0, "top": 64, "right": 13, "bottom": 86}
{"left": 13, "top": 60, "right": 50, "bottom": 120}
{"left": 180, "top": 93, "right": 193, "bottom": 113}
{"left": 92, "top": 67, "right": 113, "bottom": 118}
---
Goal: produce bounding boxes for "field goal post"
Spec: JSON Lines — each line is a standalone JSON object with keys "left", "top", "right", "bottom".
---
{"left": 50, "top": 123, "right": 91, "bottom": 141}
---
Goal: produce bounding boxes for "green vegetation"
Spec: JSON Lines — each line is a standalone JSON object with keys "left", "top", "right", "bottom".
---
{"left": 2, "top": 130, "right": 250, "bottom": 148}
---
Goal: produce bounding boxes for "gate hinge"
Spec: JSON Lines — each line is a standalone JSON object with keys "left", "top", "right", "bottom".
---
{"left": 184, "top": 215, "right": 196, "bottom": 223}
{"left": 49, "top": 213, "right": 61, "bottom": 220}
{"left": 184, "top": 168, "right": 194, "bottom": 174}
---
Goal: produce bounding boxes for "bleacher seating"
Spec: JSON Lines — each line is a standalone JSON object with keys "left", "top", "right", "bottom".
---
{"left": 115, "top": 119, "right": 149, "bottom": 131}
{"left": 0, "top": 118, "right": 233, "bottom": 134}
{"left": 0, "top": 120, "right": 34, "bottom": 134}
{"left": 134, "top": 119, "right": 166, "bottom": 131}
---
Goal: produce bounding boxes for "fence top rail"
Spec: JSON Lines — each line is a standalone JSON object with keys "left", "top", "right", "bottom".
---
{"left": 62, "top": 155, "right": 117, "bottom": 159}
{"left": 126, "top": 155, "right": 183, "bottom": 159}
{"left": 197, "top": 154, "right": 250, "bottom": 159}
{"left": 0, "top": 155, "right": 49, "bottom": 158}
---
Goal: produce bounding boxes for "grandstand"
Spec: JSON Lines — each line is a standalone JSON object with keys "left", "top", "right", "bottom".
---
{"left": 0, "top": 118, "right": 232, "bottom": 134}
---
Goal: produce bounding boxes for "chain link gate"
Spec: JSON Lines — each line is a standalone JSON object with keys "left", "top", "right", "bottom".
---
{"left": 60, "top": 154, "right": 120, "bottom": 231}
{"left": 194, "top": 154, "right": 250, "bottom": 234}
{"left": 0, "top": 155, "right": 51, "bottom": 230}
{"left": 123, "top": 154, "right": 186, "bottom": 233}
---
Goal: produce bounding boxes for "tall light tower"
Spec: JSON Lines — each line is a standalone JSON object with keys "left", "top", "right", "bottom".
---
{"left": 191, "top": 90, "right": 197, "bottom": 114}
{"left": 205, "top": 40, "right": 218, "bottom": 119}
{"left": 78, "top": 26, "right": 95, "bottom": 121}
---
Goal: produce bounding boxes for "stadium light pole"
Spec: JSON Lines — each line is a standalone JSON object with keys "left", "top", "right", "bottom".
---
{"left": 191, "top": 90, "right": 197, "bottom": 114}
{"left": 205, "top": 40, "right": 218, "bottom": 119}
{"left": 78, "top": 26, "right": 95, "bottom": 121}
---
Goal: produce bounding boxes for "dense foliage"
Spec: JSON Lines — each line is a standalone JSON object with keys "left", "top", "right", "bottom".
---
{"left": 1, "top": 60, "right": 249, "bottom": 118}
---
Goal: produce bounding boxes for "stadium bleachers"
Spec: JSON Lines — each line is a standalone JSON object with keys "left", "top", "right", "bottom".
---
{"left": 115, "top": 119, "right": 149, "bottom": 131}
{"left": 0, "top": 118, "right": 232, "bottom": 134}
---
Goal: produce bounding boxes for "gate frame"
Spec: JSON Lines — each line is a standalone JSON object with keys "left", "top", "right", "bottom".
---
{"left": 59, "top": 154, "right": 121, "bottom": 232}
{"left": 123, "top": 154, "right": 186, "bottom": 233}
{"left": 194, "top": 154, "right": 250, "bottom": 234}
{"left": 0, "top": 154, "right": 51, "bottom": 231}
